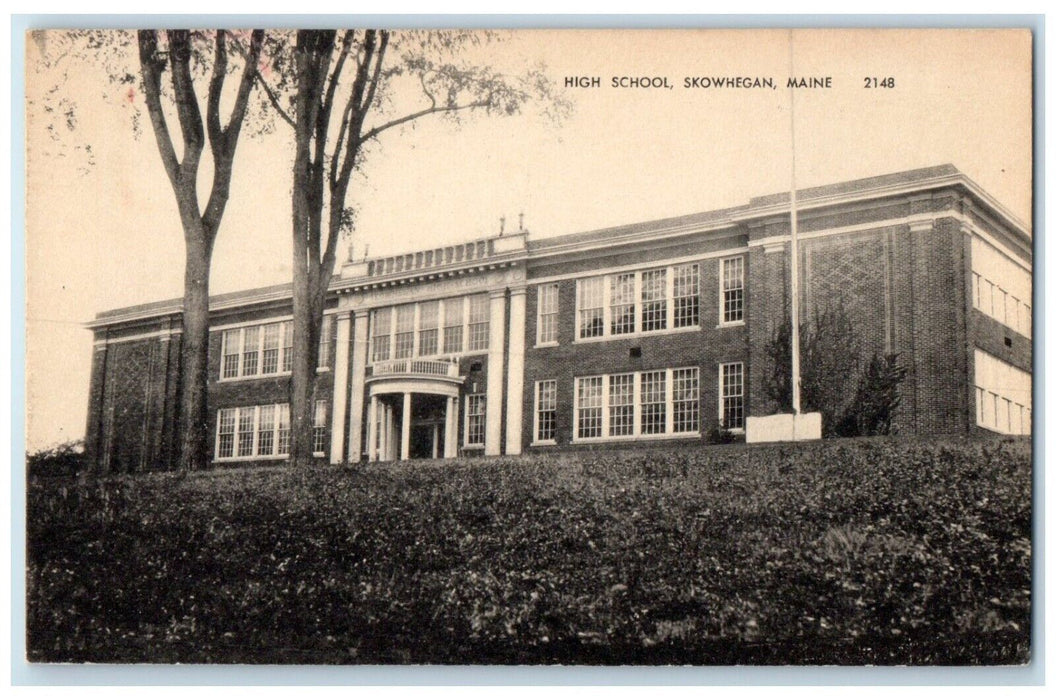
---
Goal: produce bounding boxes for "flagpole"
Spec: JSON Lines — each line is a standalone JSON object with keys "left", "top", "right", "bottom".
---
{"left": 788, "top": 30, "right": 802, "bottom": 416}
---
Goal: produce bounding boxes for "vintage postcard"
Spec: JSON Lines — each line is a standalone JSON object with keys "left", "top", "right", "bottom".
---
{"left": 24, "top": 27, "right": 1033, "bottom": 667}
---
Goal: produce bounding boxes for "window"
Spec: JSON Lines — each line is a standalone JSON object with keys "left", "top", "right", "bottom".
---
{"left": 394, "top": 304, "right": 415, "bottom": 359}
{"left": 573, "top": 368, "right": 700, "bottom": 440}
{"left": 578, "top": 277, "right": 605, "bottom": 338}
{"left": 467, "top": 294, "right": 490, "bottom": 351}
{"left": 722, "top": 257, "right": 744, "bottom": 324}
{"left": 575, "top": 262, "right": 704, "bottom": 340}
{"left": 466, "top": 394, "right": 486, "bottom": 446}
{"left": 217, "top": 408, "right": 236, "bottom": 458}
{"left": 419, "top": 300, "right": 439, "bottom": 356}
{"left": 215, "top": 403, "right": 291, "bottom": 461}
{"left": 281, "top": 321, "right": 293, "bottom": 372}
{"left": 673, "top": 264, "right": 700, "bottom": 328}
{"left": 535, "top": 380, "right": 557, "bottom": 442}
{"left": 608, "top": 373, "right": 635, "bottom": 436}
{"left": 257, "top": 405, "right": 275, "bottom": 456}
{"left": 974, "top": 348, "right": 1031, "bottom": 435}
{"left": 971, "top": 237, "right": 1031, "bottom": 338}
{"left": 672, "top": 367, "right": 700, "bottom": 433}
{"left": 641, "top": 269, "right": 667, "bottom": 332}
{"left": 372, "top": 308, "right": 392, "bottom": 362}
{"left": 313, "top": 400, "right": 328, "bottom": 454}
{"left": 640, "top": 370, "right": 667, "bottom": 434}
{"left": 537, "top": 283, "right": 559, "bottom": 345}
{"left": 610, "top": 274, "right": 636, "bottom": 335}
{"left": 261, "top": 323, "right": 280, "bottom": 374}
{"left": 317, "top": 315, "right": 332, "bottom": 369}
{"left": 277, "top": 404, "right": 291, "bottom": 455}
{"left": 719, "top": 362, "right": 744, "bottom": 430}
{"left": 220, "top": 321, "right": 291, "bottom": 380}
{"left": 238, "top": 406, "right": 256, "bottom": 456}
{"left": 222, "top": 330, "right": 241, "bottom": 379}
{"left": 443, "top": 297, "right": 464, "bottom": 354}
{"left": 576, "top": 376, "right": 604, "bottom": 438}
{"left": 242, "top": 327, "right": 259, "bottom": 376}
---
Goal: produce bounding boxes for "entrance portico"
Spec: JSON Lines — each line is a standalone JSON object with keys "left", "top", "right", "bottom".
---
{"left": 365, "top": 359, "right": 463, "bottom": 462}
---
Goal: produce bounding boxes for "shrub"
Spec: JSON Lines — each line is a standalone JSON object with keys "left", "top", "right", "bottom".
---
{"left": 27, "top": 440, "right": 86, "bottom": 479}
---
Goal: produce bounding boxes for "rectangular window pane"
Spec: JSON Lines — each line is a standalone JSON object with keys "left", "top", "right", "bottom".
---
{"left": 641, "top": 269, "right": 667, "bottom": 332}
{"left": 261, "top": 323, "right": 280, "bottom": 374}
{"left": 317, "top": 315, "right": 332, "bottom": 368}
{"left": 673, "top": 264, "right": 700, "bottom": 328}
{"left": 237, "top": 406, "right": 256, "bottom": 457}
{"left": 222, "top": 330, "right": 241, "bottom": 379}
{"left": 217, "top": 407, "right": 236, "bottom": 458}
{"left": 722, "top": 257, "right": 745, "bottom": 324}
{"left": 609, "top": 373, "right": 635, "bottom": 436}
{"left": 538, "top": 284, "right": 559, "bottom": 344}
{"left": 242, "top": 326, "right": 259, "bottom": 376}
{"left": 281, "top": 321, "right": 293, "bottom": 372}
{"left": 468, "top": 294, "right": 490, "bottom": 351}
{"left": 673, "top": 367, "right": 700, "bottom": 433}
{"left": 576, "top": 376, "right": 603, "bottom": 438}
{"left": 466, "top": 394, "right": 486, "bottom": 445}
{"left": 721, "top": 362, "right": 745, "bottom": 430}
{"left": 394, "top": 303, "right": 415, "bottom": 358}
{"left": 578, "top": 277, "right": 604, "bottom": 338}
{"left": 610, "top": 273, "right": 636, "bottom": 335}
{"left": 313, "top": 400, "right": 327, "bottom": 454}
{"left": 257, "top": 404, "right": 275, "bottom": 456}
{"left": 536, "top": 379, "right": 557, "bottom": 442}
{"left": 443, "top": 298, "right": 464, "bottom": 353}
{"left": 641, "top": 370, "right": 667, "bottom": 434}
{"left": 277, "top": 404, "right": 291, "bottom": 455}
{"left": 419, "top": 328, "right": 438, "bottom": 357}
{"left": 419, "top": 300, "right": 440, "bottom": 354}
{"left": 372, "top": 308, "right": 392, "bottom": 362}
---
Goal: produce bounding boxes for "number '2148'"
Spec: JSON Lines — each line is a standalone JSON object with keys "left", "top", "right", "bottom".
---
{"left": 864, "top": 77, "right": 896, "bottom": 88}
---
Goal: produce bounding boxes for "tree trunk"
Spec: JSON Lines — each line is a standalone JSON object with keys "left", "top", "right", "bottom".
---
{"left": 180, "top": 233, "right": 213, "bottom": 471}
{"left": 289, "top": 283, "right": 324, "bottom": 469}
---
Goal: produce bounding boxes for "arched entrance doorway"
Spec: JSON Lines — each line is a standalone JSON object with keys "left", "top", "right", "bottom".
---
{"left": 366, "top": 359, "right": 463, "bottom": 461}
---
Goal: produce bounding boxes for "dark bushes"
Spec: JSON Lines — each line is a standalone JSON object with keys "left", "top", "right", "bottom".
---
{"left": 26, "top": 437, "right": 1031, "bottom": 664}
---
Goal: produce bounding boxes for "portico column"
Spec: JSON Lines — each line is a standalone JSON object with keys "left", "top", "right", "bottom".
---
{"left": 329, "top": 311, "right": 352, "bottom": 464}
{"left": 380, "top": 402, "right": 390, "bottom": 461}
{"left": 367, "top": 395, "right": 378, "bottom": 462}
{"left": 400, "top": 392, "right": 412, "bottom": 461}
{"left": 485, "top": 289, "right": 507, "bottom": 456}
{"left": 504, "top": 286, "right": 527, "bottom": 455}
{"left": 346, "top": 311, "right": 369, "bottom": 462}
{"left": 444, "top": 396, "right": 458, "bottom": 458}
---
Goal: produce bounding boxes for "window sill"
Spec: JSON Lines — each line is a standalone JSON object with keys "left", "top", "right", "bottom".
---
{"left": 214, "top": 454, "right": 289, "bottom": 463}
{"left": 717, "top": 320, "right": 745, "bottom": 329}
{"left": 218, "top": 372, "right": 292, "bottom": 383}
{"left": 573, "top": 325, "right": 701, "bottom": 345}
{"left": 571, "top": 432, "right": 700, "bottom": 444}
{"left": 534, "top": 341, "right": 560, "bottom": 349}
{"left": 530, "top": 440, "right": 557, "bottom": 447}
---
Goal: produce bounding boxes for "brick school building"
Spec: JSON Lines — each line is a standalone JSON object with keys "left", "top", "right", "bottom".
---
{"left": 83, "top": 165, "right": 1032, "bottom": 472}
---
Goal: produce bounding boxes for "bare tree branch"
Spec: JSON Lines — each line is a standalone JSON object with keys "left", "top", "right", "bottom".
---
{"left": 361, "top": 99, "right": 491, "bottom": 143}
{"left": 136, "top": 30, "right": 180, "bottom": 187}
{"left": 255, "top": 72, "right": 296, "bottom": 129}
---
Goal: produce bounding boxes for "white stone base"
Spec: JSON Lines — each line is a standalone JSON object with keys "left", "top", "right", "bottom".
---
{"left": 745, "top": 412, "right": 823, "bottom": 443}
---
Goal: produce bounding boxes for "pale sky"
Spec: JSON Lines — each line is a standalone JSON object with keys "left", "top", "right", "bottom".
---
{"left": 24, "top": 28, "right": 1033, "bottom": 452}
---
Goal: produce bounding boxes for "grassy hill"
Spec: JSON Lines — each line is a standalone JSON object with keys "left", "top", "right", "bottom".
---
{"left": 26, "top": 436, "right": 1031, "bottom": 664}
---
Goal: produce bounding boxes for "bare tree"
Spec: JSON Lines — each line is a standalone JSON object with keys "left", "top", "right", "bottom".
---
{"left": 259, "top": 30, "right": 567, "bottom": 467}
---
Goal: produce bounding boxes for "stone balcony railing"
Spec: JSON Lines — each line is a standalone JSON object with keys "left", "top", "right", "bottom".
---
{"left": 370, "top": 358, "right": 461, "bottom": 379}
{"left": 341, "top": 232, "right": 528, "bottom": 282}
